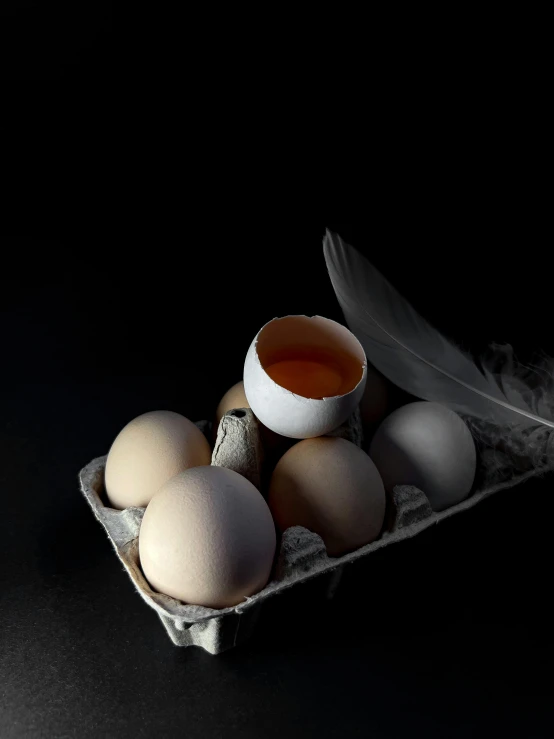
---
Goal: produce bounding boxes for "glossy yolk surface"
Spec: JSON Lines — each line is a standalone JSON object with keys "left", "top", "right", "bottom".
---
{"left": 265, "top": 360, "right": 343, "bottom": 399}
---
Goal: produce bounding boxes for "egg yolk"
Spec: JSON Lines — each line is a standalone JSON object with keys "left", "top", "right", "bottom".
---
{"left": 265, "top": 360, "right": 343, "bottom": 399}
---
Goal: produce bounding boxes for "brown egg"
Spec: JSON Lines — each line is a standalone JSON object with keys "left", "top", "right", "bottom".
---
{"left": 268, "top": 436, "right": 385, "bottom": 556}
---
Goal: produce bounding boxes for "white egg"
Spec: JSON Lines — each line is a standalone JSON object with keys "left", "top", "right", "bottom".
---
{"left": 139, "top": 466, "right": 276, "bottom": 609}
{"left": 369, "top": 401, "right": 476, "bottom": 512}
{"left": 243, "top": 315, "right": 367, "bottom": 439}
{"left": 105, "top": 410, "right": 212, "bottom": 509}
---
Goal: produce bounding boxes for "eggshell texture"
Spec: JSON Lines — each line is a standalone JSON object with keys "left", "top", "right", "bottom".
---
{"left": 215, "top": 381, "right": 250, "bottom": 426}
{"left": 268, "top": 437, "right": 386, "bottom": 556}
{"left": 139, "top": 466, "right": 276, "bottom": 609}
{"left": 105, "top": 411, "right": 212, "bottom": 510}
{"left": 244, "top": 315, "right": 367, "bottom": 439}
{"left": 369, "top": 401, "right": 476, "bottom": 512}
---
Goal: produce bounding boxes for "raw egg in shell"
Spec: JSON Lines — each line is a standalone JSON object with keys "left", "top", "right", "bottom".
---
{"left": 243, "top": 315, "right": 367, "bottom": 439}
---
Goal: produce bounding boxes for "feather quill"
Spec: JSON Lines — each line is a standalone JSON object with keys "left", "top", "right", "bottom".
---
{"left": 323, "top": 229, "right": 554, "bottom": 479}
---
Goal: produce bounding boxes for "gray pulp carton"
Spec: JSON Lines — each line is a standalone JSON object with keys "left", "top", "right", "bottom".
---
{"left": 78, "top": 408, "right": 546, "bottom": 655}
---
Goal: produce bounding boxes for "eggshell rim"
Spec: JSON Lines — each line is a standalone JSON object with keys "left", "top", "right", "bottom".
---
{"left": 251, "top": 314, "right": 367, "bottom": 402}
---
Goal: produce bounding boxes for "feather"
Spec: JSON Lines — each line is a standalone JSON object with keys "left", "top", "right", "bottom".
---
{"left": 323, "top": 229, "right": 554, "bottom": 479}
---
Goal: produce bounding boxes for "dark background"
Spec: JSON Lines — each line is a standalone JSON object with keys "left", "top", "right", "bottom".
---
{"left": 1, "top": 220, "right": 553, "bottom": 737}
{"left": 1, "top": 2, "right": 112, "bottom": 79}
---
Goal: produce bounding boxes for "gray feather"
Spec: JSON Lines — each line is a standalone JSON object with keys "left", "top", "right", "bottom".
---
{"left": 323, "top": 230, "right": 554, "bottom": 477}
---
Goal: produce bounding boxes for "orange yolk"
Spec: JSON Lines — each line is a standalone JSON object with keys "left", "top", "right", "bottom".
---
{"left": 265, "top": 360, "right": 343, "bottom": 399}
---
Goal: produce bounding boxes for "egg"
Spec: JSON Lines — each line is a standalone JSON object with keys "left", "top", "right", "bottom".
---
{"left": 268, "top": 436, "right": 386, "bottom": 556}
{"left": 105, "top": 410, "right": 212, "bottom": 509}
{"left": 360, "top": 363, "right": 389, "bottom": 428}
{"left": 215, "top": 381, "right": 250, "bottom": 427}
{"left": 139, "top": 466, "right": 276, "bottom": 608}
{"left": 244, "top": 315, "right": 367, "bottom": 439}
{"left": 369, "top": 401, "right": 476, "bottom": 512}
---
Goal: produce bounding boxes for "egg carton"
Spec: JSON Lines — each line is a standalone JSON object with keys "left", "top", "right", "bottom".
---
{"left": 78, "top": 408, "right": 548, "bottom": 655}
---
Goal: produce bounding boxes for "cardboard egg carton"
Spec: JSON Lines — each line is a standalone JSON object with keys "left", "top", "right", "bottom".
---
{"left": 78, "top": 408, "right": 548, "bottom": 655}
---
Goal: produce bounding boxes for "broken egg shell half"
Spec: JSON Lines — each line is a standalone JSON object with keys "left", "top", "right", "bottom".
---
{"left": 243, "top": 315, "right": 367, "bottom": 439}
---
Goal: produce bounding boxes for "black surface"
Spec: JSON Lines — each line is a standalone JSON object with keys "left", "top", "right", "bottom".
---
{"left": 1, "top": 2, "right": 112, "bottom": 79}
{"left": 1, "top": 223, "right": 553, "bottom": 738}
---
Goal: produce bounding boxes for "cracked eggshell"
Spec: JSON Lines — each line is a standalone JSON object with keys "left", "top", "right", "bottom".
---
{"left": 243, "top": 315, "right": 367, "bottom": 439}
